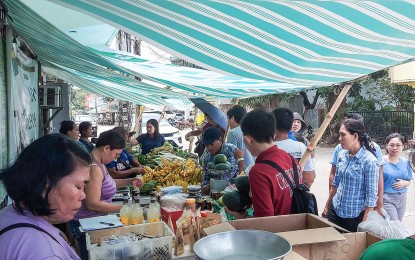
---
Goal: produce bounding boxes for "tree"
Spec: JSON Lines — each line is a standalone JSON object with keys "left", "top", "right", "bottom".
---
{"left": 364, "top": 70, "right": 414, "bottom": 110}
{"left": 238, "top": 93, "right": 296, "bottom": 110}
{"left": 69, "top": 87, "right": 89, "bottom": 114}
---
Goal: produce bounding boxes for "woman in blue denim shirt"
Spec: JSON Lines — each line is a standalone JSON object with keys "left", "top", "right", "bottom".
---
{"left": 323, "top": 119, "right": 379, "bottom": 232}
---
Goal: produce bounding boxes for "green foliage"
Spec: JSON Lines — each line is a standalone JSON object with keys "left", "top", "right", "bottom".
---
{"left": 363, "top": 70, "right": 414, "bottom": 110}
{"left": 382, "top": 105, "right": 395, "bottom": 111}
{"left": 69, "top": 87, "right": 90, "bottom": 113}
{"left": 347, "top": 97, "right": 376, "bottom": 112}
{"left": 348, "top": 82, "right": 363, "bottom": 98}
{"left": 238, "top": 92, "right": 295, "bottom": 108}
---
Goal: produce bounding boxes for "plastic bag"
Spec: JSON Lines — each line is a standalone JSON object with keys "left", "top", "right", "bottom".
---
{"left": 357, "top": 209, "right": 414, "bottom": 239}
{"left": 160, "top": 185, "right": 183, "bottom": 195}
{"left": 160, "top": 193, "right": 187, "bottom": 209}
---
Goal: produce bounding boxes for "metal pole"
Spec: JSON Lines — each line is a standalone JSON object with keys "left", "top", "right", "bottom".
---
{"left": 188, "top": 106, "right": 198, "bottom": 152}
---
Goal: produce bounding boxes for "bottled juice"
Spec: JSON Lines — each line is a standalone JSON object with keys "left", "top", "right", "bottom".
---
{"left": 151, "top": 189, "right": 161, "bottom": 212}
{"left": 130, "top": 197, "right": 144, "bottom": 225}
{"left": 147, "top": 197, "right": 160, "bottom": 223}
{"left": 119, "top": 197, "right": 130, "bottom": 226}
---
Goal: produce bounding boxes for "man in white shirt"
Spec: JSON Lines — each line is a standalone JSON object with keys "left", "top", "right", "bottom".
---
{"left": 227, "top": 105, "right": 254, "bottom": 170}
{"left": 272, "top": 108, "right": 316, "bottom": 188}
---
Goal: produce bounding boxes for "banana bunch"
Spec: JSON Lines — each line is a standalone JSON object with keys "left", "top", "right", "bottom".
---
{"left": 142, "top": 166, "right": 154, "bottom": 182}
{"left": 148, "top": 144, "right": 174, "bottom": 156}
{"left": 141, "top": 157, "right": 203, "bottom": 192}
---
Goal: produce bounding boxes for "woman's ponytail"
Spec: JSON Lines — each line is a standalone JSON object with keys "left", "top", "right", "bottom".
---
{"left": 360, "top": 133, "right": 376, "bottom": 157}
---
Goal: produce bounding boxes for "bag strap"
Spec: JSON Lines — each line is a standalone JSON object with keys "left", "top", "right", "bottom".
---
{"left": 259, "top": 159, "right": 295, "bottom": 190}
{"left": 289, "top": 155, "right": 301, "bottom": 187}
{"left": 259, "top": 154, "right": 300, "bottom": 189}
{"left": 0, "top": 223, "right": 61, "bottom": 245}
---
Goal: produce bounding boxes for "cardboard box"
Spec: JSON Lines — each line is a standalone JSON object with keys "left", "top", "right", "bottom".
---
{"left": 334, "top": 232, "right": 382, "bottom": 260}
{"left": 228, "top": 213, "right": 348, "bottom": 233}
{"left": 226, "top": 214, "right": 381, "bottom": 260}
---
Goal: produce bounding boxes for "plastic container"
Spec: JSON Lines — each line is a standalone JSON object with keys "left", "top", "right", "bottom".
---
{"left": 130, "top": 197, "right": 144, "bottom": 225}
{"left": 148, "top": 197, "right": 161, "bottom": 223}
{"left": 119, "top": 197, "right": 130, "bottom": 226}
{"left": 86, "top": 221, "right": 175, "bottom": 260}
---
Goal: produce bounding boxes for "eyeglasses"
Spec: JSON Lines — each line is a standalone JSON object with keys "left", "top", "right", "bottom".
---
{"left": 388, "top": 144, "right": 402, "bottom": 148}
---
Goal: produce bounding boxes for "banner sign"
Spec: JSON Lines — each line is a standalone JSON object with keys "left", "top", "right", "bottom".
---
{"left": 8, "top": 41, "right": 39, "bottom": 160}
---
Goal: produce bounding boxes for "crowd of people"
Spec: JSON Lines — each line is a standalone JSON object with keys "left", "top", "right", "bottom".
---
{"left": 0, "top": 106, "right": 414, "bottom": 259}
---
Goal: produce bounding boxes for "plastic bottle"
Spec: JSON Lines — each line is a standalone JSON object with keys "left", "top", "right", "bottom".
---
{"left": 147, "top": 197, "right": 161, "bottom": 223}
{"left": 130, "top": 196, "right": 144, "bottom": 225}
{"left": 119, "top": 196, "right": 130, "bottom": 226}
{"left": 151, "top": 189, "right": 161, "bottom": 213}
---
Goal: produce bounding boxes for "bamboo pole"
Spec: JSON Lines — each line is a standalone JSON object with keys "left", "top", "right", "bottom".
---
{"left": 133, "top": 105, "right": 144, "bottom": 135}
{"left": 188, "top": 106, "right": 198, "bottom": 152}
{"left": 159, "top": 106, "right": 167, "bottom": 122}
{"left": 299, "top": 83, "right": 352, "bottom": 168}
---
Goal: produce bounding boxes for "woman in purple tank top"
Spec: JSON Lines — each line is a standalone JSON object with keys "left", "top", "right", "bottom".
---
{"left": 70, "top": 130, "right": 143, "bottom": 259}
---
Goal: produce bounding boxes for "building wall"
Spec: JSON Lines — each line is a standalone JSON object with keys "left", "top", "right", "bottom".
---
{"left": 0, "top": 37, "right": 7, "bottom": 204}
{"left": 49, "top": 82, "right": 70, "bottom": 134}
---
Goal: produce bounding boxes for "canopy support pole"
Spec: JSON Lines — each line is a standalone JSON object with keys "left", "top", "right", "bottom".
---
{"left": 188, "top": 106, "right": 198, "bottom": 152}
{"left": 159, "top": 106, "right": 167, "bottom": 122}
{"left": 133, "top": 105, "right": 144, "bottom": 135}
{"left": 299, "top": 83, "right": 352, "bottom": 168}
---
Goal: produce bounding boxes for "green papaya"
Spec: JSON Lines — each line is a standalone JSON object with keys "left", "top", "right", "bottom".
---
{"left": 214, "top": 163, "right": 231, "bottom": 170}
{"left": 235, "top": 176, "right": 250, "bottom": 197}
{"left": 222, "top": 191, "right": 251, "bottom": 212}
{"left": 214, "top": 154, "right": 227, "bottom": 164}
{"left": 207, "top": 162, "right": 216, "bottom": 169}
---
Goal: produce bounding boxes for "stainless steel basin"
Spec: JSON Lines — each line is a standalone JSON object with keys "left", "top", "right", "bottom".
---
{"left": 193, "top": 230, "right": 292, "bottom": 260}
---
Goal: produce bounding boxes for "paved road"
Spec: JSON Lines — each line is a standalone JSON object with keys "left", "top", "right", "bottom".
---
{"left": 99, "top": 125, "right": 415, "bottom": 233}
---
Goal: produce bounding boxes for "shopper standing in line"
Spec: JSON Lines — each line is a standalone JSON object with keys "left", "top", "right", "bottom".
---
{"left": 382, "top": 133, "right": 413, "bottom": 221}
{"left": 323, "top": 119, "right": 379, "bottom": 232}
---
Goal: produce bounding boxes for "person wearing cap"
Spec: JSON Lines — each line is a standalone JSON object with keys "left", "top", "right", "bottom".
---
{"left": 185, "top": 114, "right": 226, "bottom": 157}
{"left": 292, "top": 112, "right": 311, "bottom": 146}
{"left": 200, "top": 127, "right": 238, "bottom": 193}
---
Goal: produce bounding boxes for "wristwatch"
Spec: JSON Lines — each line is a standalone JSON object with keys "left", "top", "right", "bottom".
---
{"left": 237, "top": 157, "right": 244, "bottom": 163}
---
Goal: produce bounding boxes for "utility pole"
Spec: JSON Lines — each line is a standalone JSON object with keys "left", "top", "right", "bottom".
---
{"left": 116, "top": 31, "right": 137, "bottom": 131}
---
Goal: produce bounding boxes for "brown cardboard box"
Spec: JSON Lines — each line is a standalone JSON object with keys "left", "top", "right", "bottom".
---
{"left": 227, "top": 214, "right": 381, "bottom": 260}
{"left": 202, "top": 214, "right": 382, "bottom": 259}
{"left": 228, "top": 213, "right": 349, "bottom": 233}
{"left": 335, "top": 232, "right": 382, "bottom": 260}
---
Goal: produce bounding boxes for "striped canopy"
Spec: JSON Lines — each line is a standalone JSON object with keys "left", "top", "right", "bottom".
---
{"left": 5, "top": 0, "right": 320, "bottom": 106}
{"left": 50, "top": 0, "right": 415, "bottom": 86}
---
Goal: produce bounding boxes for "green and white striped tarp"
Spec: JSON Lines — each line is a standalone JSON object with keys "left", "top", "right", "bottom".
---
{"left": 50, "top": 0, "right": 415, "bottom": 85}
{"left": 5, "top": 0, "right": 316, "bottom": 105}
